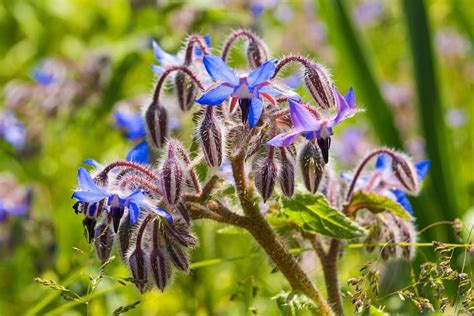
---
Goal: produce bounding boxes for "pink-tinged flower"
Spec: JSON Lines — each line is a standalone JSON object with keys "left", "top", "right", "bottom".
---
{"left": 196, "top": 55, "right": 281, "bottom": 128}
{"left": 267, "top": 88, "right": 358, "bottom": 162}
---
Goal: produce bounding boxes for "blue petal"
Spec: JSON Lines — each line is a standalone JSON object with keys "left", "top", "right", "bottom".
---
{"left": 247, "top": 59, "right": 277, "bottom": 88}
{"left": 124, "top": 188, "right": 145, "bottom": 205}
{"left": 196, "top": 84, "right": 235, "bottom": 106}
{"left": 194, "top": 35, "right": 211, "bottom": 56}
{"left": 248, "top": 95, "right": 264, "bottom": 128}
{"left": 77, "top": 168, "right": 102, "bottom": 191}
{"left": 114, "top": 110, "right": 146, "bottom": 139}
{"left": 375, "top": 154, "right": 390, "bottom": 171}
{"left": 344, "top": 87, "right": 355, "bottom": 108}
{"left": 83, "top": 159, "right": 104, "bottom": 170}
{"left": 128, "top": 202, "right": 140, "bottom": 224}
{"left": 203, "top": 55, "right": 239, "bottom": 85}
{"left": 72, "top": 190, "right": 108, "bottom": 203}
{"left": 331, "top": 88, "right": 357, "bottom": 126}
{"left": 288, "top": 99, "right": 320, "bottom": 133}
{"left": 31, "top": 68, "right": 55, "bottom": 86}
{"left": 151, "top": 65, "right": 164, "bottom": 74}
{"left": 391, "top": 189, "right": 414, "bottom": 217}
{"left": 415, "top": 160, "right": 430, "bottom": 181}
{"left": 155, "top": 207, "right": 173, "bottom": 222}
{"left": 126, "top": 141, "right": 149, "bottom": 165}
{"left": 152, "top": 40, "right": 179, "bottom": 65}
{"left": 282, "top": 74, "right": 302, "bottom": 89}
{"left": 267, "top": 130, "right": 300, "bottom": 147}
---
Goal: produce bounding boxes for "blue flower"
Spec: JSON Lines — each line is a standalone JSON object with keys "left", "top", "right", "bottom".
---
{"left": 267, "top": 88, "right": 358, "bottom": 162}
{"left": 72, "top": 168, "right": 171, "bottom": 231}
{"left": 0, "top": 111, "right": 26, "bottom": 149}
{"left": 114, "top": 108, "right": 146, "bottom": 139}
{"left": 126, "top": 141, "right": 150, "bottom": 165}
{"left": 31, "top": 68, "right": 55, "bottom": 86}
{"left": 196, "top": 55, "right": 279, "bottom": 127}
{"left": 0, "top": 198, "right": 30, "bottom": 223}
{"left": 151, "top": 35, "right": 211, "bottom": 74}
{"left": 375, "top": 155, "right": 430, "bottom": 216}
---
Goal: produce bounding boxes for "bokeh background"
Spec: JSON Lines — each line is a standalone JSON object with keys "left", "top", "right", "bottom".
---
{"left": 0, "top": 0, "right": 472, "bottom": 314}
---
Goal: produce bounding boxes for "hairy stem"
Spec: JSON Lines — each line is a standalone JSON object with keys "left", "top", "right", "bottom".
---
{"left": 322, "top": 240, "right": 344, "bottom": 316}
{"left": 184, "top": 34, "right": 210, "bottom": 65}
{"left": 230, "top": 153, "right": 333, "bottom": 315}
{"left": 152, "top": 65, "right": 205, "bottom": 104}
{"left": 221, "top": 29, "right": 268, "bottom": 63}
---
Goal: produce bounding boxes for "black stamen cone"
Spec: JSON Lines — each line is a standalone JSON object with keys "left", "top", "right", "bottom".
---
{"left": 110, "top": 206, "right": 124, "bottom": 233}
{"left": 317, "top": 137, "right": 331, "bottom": 163}
{"left": 239, "top": 98, "right": 251, "bottom": 123}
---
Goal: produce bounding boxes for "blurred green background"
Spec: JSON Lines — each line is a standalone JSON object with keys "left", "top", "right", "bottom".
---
{"left": 0, "top": 0, "right": 472, "bottom": 314}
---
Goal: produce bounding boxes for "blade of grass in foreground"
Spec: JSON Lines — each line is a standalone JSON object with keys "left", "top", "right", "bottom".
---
{"left": 316, "top": 0, "right": 403, "bottom": 149}
{"left": 402, "top": 0, "right": 459, "bottom": 235}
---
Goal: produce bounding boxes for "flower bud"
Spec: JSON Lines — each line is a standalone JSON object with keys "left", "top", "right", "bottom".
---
{"left": 167, "top": 243, "right": 189, "bottom": 272}
{"left": 128, "top": 248, "right": 148, "bottom": 293}
{"left": 175, "top": 202, "right": 190, "bottom": 225}
{"left": 199, "top": 107, "right": 224, "bottom": 167}
{"left": 159, "top": 144, "right": 184, "bottom": 204}
{"left": 278, "top": 148, "right": 295, "bottom": 198}
{"left": 391, "top": 156, "right": 418, "bottom": 193}
{"left": 247, "top": 40, "right": 267, "bottom": 68}
{"left": 118, "top": 219, "right": 133, "bottom": 261}
{"left": 145, "top": 101, "right": 168, "bottom": 149}
{"left": 304, "top": 63, "right": 336, "bottom": 109}
{"left": 175, "top": 71, "right": 198, "bottom": 112}
{"left": 94, "top": 223, "right": 113, "bottom": 264}
{"left": 254, "top": 152, "right": 278, "bottom": 202}
{"left": 164, "top": 222, "right": 197, "bottom": 247}
{"left": 299, "top": 141, "right": 325, "bottom": 193}
{"left": 150, "top": 220, "right": 171, "bottom": 291}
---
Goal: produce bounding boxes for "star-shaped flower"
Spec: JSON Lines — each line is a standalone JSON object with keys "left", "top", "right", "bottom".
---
{"left": 196, "top": 55, "right": 279, "bottom": 127}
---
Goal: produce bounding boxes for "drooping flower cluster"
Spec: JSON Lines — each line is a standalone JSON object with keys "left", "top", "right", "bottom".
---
{"left": 72, "top": 29, "right": 429, "bottom": 293}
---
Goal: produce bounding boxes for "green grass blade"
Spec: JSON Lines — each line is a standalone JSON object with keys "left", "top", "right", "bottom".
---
{"left": 316, "top": 0, "right": 403, "bottom": 149}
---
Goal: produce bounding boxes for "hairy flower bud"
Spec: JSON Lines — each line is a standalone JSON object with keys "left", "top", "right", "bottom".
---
{"left": 167, "top": 242, "right": 189, "bottom": 272}
{"left": 175, "top": 71, "right": 198, "bottom": 112}
{"left": 145, "top": 101, "right": 168, "bottom": 149}
{"left": 175, "top": 202, "right": 190, "bottom": 225}
{"left": 278, "top": 148, "right": 295, "bottom": 197}
{"left": 150, "top": 220, "right": 171, "bottom": 291}
{"left": 247, "top": 40, "right": 267, "bottom": 68}
{"left": 304, "top": 63, "right": 336, "bottom": 109}
{"left": 159, "top": 144, "right": 184, "bottom": 204}
{"left": 94, "top": 223, "right": 113, "bottom": 264}
{"left": 199, "top": 107, "right": 223, "bottom": 167}
{"left": 128, "top": 248, "right": 148, "bottom": 293}
{"left": 118, "top": 219, "right": 133, "bottom": 261}
{"left": 391, "top": 156, "right": 418, "bottom": 193}
{"left": 254, "top": 152, "right": 278, "bottom": 202}
{"left": 300, "top": 142, "right": 325, "bottom": 193}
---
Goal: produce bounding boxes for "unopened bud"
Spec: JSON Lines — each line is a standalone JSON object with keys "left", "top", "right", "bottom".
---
{"left": 247, "top": 40, "right": 267, "bottom": 68}
{"left": 254, "top": 153, "right": 278, "bottom": 202}
{"left": 278, "top": 148, "right": 295, "bottom": 198}
{"left": 304, "top": 63, "right": 336, "bottom": 109}
{"left": 94, "top": 223, "right": 113, "bottom": 264}
{"left": 128, "top": 249, "right": 148, "bottom": 293}
{"left": 300, "top": 141, "right": 325, "bottom": 193}
{"left": 118, "top": 219, "right": 133, "bottom": 261}
{"left": 150, "top": 220, "right": 171, "bottom": 291}
{"left": 391, "top": 156, "right": 417, "bottom": 193}
{"left": 175, "top": 202, "right": 190, "bottom": 225}
{"left": 145, "top": 101, "right": 168, "bottom": 149}
{"left": 199, "top": 107, "right": 224, "bottom": 167}
{"left": 175, "top": 71, "right": 198, "bottom": 112}
{"left": 167, "top": 243, "right": 189, "bottom": 272}
{"left": 159, "top": 144, "right": 184, "bottom": 204}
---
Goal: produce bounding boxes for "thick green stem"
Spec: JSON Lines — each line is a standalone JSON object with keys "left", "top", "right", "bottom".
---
{"left": 230, "top": 153, "right": 334, "bottom": 315}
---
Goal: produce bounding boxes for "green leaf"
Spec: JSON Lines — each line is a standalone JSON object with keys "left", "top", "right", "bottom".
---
{"left": 346, "top": 192, "right": 413, "bottom": 221}
{"left": 279, "top": 193, "right": 366, "bottom": 239}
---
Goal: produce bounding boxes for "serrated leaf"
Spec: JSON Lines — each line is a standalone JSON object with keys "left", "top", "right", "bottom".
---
{"left": 280, "top": 193, "right": 366, "bottom": 239}
{"left": 345, "top": 192, "right": 412, "bottom": 221}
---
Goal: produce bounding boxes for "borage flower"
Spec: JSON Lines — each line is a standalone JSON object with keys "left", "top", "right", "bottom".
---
{"left": 0, "top": 111, "right": 26, "bottom": 149}
{"left": 72, "top": 168, "right": 171, "bottom": 232}
{"left": 267, "top": 88, "right": 358, "bottom": 162}
{"left": 196, "top": 55, "right": 279, "bottom": 128}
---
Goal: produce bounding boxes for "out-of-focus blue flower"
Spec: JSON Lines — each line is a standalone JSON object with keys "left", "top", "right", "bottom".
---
{"left": 151, "top": 35, "right": 211, "bottom": 74}
{"left": 0, "top": 111, "right": 26, "bottom": 149}
{"left": 0, "top": 198, "right": 29, "bottom": 222}
{"left": 251, "top": 3, "right": 265, "bottom": 19}
{"left": 268, "top": 88, "right": 358, "bottom": 161}
{"left": 114, "top": 108, "right": 146, "bottom": 139}
{"left": 282, "top": 73, "right": 302, "bottom": 89}
{"left": 126, "top": 141, "right": 149, "bottom": 165}
{"left": 72, "top": 168, "right": 171, "bottom": 224}
{"left": 197, "top": 55, "right": 280, "bottom": 127}
{"left": 31, "top": 68, "right": 55, "bottom": 86}
{"left": 445, "top": 108, "right": 467, "bottom": 128}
